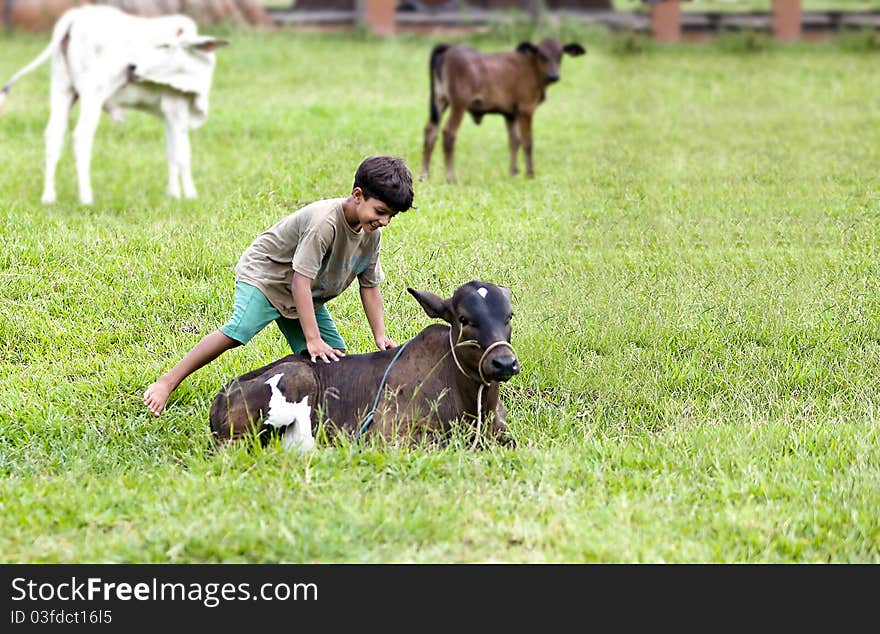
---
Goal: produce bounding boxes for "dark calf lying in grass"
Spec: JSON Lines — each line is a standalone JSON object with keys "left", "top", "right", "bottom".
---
{"left": 420, "top": 37, "right": 585, "bottom": 182}
{"left": 210, "top": 281, "right": 520, "bottom": 450}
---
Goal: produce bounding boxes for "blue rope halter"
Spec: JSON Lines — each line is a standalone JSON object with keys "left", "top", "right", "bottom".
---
{"left": 355, "top": 339, "right": 412, "bottom": 442}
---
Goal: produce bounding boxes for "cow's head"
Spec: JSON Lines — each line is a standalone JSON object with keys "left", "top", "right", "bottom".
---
{"left": 408, "top": 281, "right": 520, "bottom": 383}
{"left": 127, "top": 29, "right": 229, "bottom": 93}
{"left": 516, "top": 38, "right": 585, "bottom": 85}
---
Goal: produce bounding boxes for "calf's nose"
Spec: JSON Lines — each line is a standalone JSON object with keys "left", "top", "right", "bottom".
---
{"left": 545, "top": 74, "right": 560, "bottom": 84}
{"left": 126, "top": 64, "right": 138, "bottom": 82}
{"left": 491, "top": 356, "right": 520, "bottom": 378}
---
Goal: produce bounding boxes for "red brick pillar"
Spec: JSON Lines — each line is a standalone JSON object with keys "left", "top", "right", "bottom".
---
{"left": 772, "top": 0, "right": 801, "bottom": 41}
{"left": 11, "top": 0, "right": 78, "bottom": 32}
{"left": 651, "top": 1, "right": 681, "bottom": 43}
{"left": 363, "top": 0, "right": 395, "bottom": 36}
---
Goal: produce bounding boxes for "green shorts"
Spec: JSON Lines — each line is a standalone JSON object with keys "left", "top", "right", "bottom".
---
{"left": 220, "top": 282, "right": 346, "bottom": 354}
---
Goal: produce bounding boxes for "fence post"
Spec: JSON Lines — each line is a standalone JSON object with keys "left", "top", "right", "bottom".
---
{"left": 527, "top": 0, "right": 541, "bottom": 23}
{"left": 650, "top": 0, "right": 681, "bottom": 42}
{"left": 772, "top": 0, "right": 801, "bottom": 40}
{"left": 362, "top": 0, "right": 395, "bottom": 35}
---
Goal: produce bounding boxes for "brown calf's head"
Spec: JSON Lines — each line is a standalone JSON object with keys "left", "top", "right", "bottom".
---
{"left": 516, "top": 38, "right": 586, "bottom": 85}
{"left": 408, "top": 280, "right": 520, "bottom": 384}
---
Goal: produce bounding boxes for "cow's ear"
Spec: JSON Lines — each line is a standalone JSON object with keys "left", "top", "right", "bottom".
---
{"left": 408, "top": 288, "right": 453, "bottom": 322}
{"left": 496, "top": 285, "right": 512, "bottom": 303}
{"left": 187, "top": 37, "right": 230, "bottom": 52}
{"left": 516, "top": 42, "right": 537, "bottom": 56}
{"left": 563, "top": 43, "right": 586, "bottom": 57}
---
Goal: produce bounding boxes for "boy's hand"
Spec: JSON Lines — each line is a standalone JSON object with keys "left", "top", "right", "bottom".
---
{"left": 376, "top": 335, "right": 397, "bottom": 351}
{"left": 307, "top": 338, "right": 345, "bottom": 363}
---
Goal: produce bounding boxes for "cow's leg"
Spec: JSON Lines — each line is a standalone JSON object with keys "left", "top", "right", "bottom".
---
{"left": 420, "top": 98, "right": 447, "bottom": 181}
{"left": 518, "top": 113, "right": 535, "bottom": 178}
{"left": 42, "top": 68, "right": 75, "bottom": 205}
{"left": 178, "top": 132, "right": 197, "bottom": 199}
{"left": 504, "top": 114, "right": 520, "bottom": 177}
{"left": 161, "top": 97, "right": 196, "bottom": 199}
{"left": 163, "top": 119, "right": 181, "bottom": 199}
{"left": 442, "top": 106, "right": 465, "bottom": 183}
{"left": 211, "top": 364, "right": 319, "bottom": 447}
{"left": 72, "top": 96, "right": 103, "bottom": 206}
{"left": 490, "top": 401, "right": 516, "bottom": 448}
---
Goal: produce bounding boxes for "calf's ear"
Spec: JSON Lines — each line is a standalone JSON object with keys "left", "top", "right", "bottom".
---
{"left": 516, "top": 42, "right": 537, "bottom": 55}
{"left": 563, "top": 43, "right": 586, "bottom": 57}
{"left": 187, "top": 36, "right": 230, "bottom": 52}
{"left": 407, "top": 288, "right": 453, "bottom": 322}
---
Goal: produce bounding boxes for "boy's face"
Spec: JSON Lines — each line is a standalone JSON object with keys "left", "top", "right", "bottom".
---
{"left": 353, "top": 188, "right": 397, "bottom": 233}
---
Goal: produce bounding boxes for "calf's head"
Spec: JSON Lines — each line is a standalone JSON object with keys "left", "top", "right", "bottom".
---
{"left": 516, "top": 37, "right": 586, "bottom": 85}
{"left": 127, "top": 29, "right": 228, "bottom": 92}
{"left": 408, "top": 280, "right": 520, "bottom": 383}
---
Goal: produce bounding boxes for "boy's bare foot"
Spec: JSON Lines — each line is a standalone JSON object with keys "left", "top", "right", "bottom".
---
{"left": 143, "top": 378, "right": 174, "bottom": 417}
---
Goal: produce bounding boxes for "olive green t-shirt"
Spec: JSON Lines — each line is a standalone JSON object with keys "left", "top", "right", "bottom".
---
{"left": 234, "top": 198, "right": 384, "bottom": 319}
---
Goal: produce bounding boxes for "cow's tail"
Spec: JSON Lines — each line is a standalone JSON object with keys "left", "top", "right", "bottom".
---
{"left": 0, "top": 8, "right": 77, "bottom": 116}
{"left": 428, "top": 43, "right": 449, "bottom": 125}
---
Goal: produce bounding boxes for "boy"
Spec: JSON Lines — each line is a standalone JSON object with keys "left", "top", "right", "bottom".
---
{"left": 144, "top": 155, "right": 414, "bottom": 417}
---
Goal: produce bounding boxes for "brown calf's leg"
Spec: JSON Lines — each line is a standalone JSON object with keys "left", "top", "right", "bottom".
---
{"left": 491, "top": 401, "right": 516, "bottom": 448}
{"left": 421, "top": 95, "right": 448, "bottom": 181}
{"left": 421, "top": 121, "right": 439, "bottom": 181}
{"left": 504, "top": 115, "right": 520, "bottom": 176}
{"left": 518, "top": 113, "right": 535, "bottom": 178}
{"left": 442, "top": 106, "right": 465, "bottom": 183}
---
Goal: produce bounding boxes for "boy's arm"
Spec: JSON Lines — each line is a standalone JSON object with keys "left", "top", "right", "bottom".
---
{"left": 359, "top": 285, "right": 397, "bottom": 351}
{"left": 292, "top": 272, "right": 344, "bottom": 363}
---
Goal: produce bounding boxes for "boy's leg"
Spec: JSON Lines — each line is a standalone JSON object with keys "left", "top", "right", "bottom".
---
{"left": 276, "top": 304, "right": 347, "bottom": 355}
{"left": 144, "top": 282, "right": 280, "bottom": 416}
{"left": 143, "top": 330, "right": 240, "bottom": 417}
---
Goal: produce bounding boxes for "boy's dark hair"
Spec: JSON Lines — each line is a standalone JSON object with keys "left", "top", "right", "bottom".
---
{"left": 353, "top": 156, "right": 414, "bottom": 213}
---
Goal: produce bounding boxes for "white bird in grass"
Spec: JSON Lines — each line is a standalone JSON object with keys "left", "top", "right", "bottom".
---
{"left": 264, "top": 373, "right": 315, "bottom": 452}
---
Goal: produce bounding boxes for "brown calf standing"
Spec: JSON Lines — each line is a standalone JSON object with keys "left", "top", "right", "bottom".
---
{"left": 420, "top": 38, "right": 585, "bottom": 182}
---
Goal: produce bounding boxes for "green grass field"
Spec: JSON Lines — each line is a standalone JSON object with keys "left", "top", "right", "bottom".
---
{"left": 1, "top": 22, "right": 879, "bottom": 562}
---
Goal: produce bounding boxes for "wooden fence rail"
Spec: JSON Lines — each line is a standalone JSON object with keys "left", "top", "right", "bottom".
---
{"left": 5, "top": 0, "right": 877, "bottom": 41}
{"left": 650, "top": 0, "right": 803, "bottom": 42}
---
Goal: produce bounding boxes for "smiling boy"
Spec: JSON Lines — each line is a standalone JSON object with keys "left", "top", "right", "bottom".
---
{"left": 144, "top": 155, "right": 414, "bottom": 416}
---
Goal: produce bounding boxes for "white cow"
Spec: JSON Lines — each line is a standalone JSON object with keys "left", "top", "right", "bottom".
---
{"left": 0, "top": 5, "right": 227, "bottom": 205}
